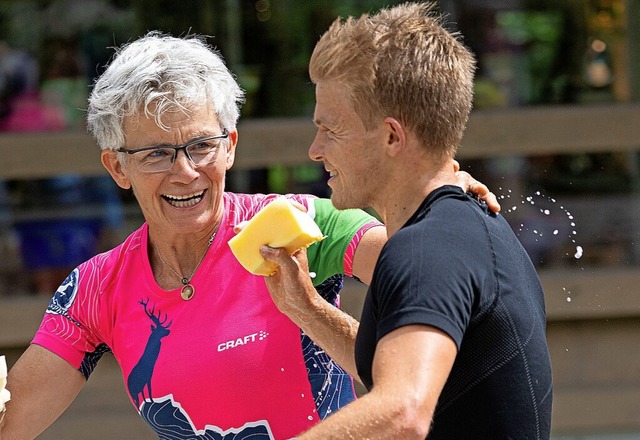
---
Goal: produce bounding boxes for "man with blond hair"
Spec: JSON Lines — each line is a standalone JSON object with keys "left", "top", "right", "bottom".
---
{"left": 262, "top": 3, "right": 553, "bottom": 439}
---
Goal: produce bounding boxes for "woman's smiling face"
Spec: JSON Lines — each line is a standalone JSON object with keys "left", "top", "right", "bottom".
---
{"left": 103, "top": 105, "right": 237, "bottom": 238}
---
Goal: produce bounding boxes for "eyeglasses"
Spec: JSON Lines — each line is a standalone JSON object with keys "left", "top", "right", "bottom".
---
{"left": 116, "top": 129, "right": 229, "bottom": 173}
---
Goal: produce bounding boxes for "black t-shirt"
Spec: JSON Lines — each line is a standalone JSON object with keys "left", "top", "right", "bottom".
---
{"left": 355, "top": 186, "right": 552, "bottom": 440}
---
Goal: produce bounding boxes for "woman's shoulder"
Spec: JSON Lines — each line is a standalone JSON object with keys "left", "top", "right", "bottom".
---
{"left": 76, "top": 225, "right": 146, "bottom": 286}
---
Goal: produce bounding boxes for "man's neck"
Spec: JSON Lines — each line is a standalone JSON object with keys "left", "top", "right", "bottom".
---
{"left": 376, "top": 162, "right": 455, "bottom": 236}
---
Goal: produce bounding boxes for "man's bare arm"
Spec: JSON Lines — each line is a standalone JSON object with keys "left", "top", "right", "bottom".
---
{"left": 296, "top": 324, "right": 457, "bottom": 439}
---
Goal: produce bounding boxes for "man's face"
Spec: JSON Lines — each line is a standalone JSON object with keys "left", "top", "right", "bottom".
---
{"left": 309, "top": 80, "right": 387, "bottom": 210}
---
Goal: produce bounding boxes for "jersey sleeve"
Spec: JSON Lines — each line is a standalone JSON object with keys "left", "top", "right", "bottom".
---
{"left": 304, "top": 198, "right": 381, "bottom": 285}
{"left": 31, "top": 262, "right": 110, "bottom": 378}
{"left": 370, "top": 217, "right": 480, "bottom": 349}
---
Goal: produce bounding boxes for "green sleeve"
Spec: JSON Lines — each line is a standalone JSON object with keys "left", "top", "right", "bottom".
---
{"left": 306, "top": 198, "right": 379, "bottom": 285}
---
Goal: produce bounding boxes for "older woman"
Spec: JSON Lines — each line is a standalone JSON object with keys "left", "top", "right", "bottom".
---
{"left": 1, "top": 33, "right": 496, "bottom": 440}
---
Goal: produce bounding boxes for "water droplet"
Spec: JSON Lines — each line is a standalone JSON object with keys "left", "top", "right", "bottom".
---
{"left": 553, "top": 230, "right": 559, "bottom": 235}
{"left": 567, "top": 297, "right": 572, "bottom": 302}
{"left": 574, "top": 246, "right": 583, "bottom": 259}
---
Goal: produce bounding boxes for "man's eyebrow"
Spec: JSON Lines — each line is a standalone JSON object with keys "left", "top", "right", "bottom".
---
{"left": 313, "top": 117, "right": 336, "bottom": 128}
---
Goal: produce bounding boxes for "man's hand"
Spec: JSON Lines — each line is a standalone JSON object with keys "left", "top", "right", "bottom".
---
{"left": 453, "top": 160, "right": 501, "bottom": 212}
{"left": 258, "top": 246, "right": 317, "bottom": 316}
{"left": 259, "top": 246, "right": 360, "bottom": 379}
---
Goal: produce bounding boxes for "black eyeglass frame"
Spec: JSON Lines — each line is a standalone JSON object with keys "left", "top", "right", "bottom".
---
{"left": 116, "top": 128, "right": 229, "bottom": 171}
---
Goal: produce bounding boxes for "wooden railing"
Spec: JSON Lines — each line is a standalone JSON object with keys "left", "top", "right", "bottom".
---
{"left": 0, "top": 104, "right": 638, "bottom": 179}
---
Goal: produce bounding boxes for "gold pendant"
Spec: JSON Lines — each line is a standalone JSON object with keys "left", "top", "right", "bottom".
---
{"left": 181, "top": 284, "right": 195, "bottom": 301}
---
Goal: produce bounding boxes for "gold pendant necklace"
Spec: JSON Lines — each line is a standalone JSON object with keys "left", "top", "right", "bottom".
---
{"left": 154, "top": 230, "right": 217, "bottom": 301}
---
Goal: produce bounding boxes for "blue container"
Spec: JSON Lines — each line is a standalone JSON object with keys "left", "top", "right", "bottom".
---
{"left": 16, "top": 219, "right": 102, "bottom": 270}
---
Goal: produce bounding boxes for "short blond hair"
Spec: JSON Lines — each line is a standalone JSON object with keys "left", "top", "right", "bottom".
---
{"left": 309, "top": 2, "right": 475, "bottom": 160}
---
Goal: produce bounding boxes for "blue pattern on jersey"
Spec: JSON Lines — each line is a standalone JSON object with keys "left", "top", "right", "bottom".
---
{"left": 79, "top": 343, "right": 111, "bottom": 379}
{"left": 139, "top": 397, "right": 273, "bottom": 439}
{"left": 303, "top": 274, "right": 357, "bottom": 418}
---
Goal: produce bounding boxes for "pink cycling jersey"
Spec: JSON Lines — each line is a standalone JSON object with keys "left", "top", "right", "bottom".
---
{"left": 33, "top": 192, "right": 381, "bottom": 439}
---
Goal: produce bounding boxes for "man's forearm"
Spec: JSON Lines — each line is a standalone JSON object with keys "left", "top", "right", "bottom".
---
{"left": 296, "top": 386, "right": 430, "bottom": 440}
{"left": 286, "top": 291, "right": 360, "bottom": 380}
{"left": 260, "top": 246, "right": 362, "bottom": 379}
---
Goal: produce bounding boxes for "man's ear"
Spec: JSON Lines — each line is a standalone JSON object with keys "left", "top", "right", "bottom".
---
{"left": 382, "top": 117, "right": 405, "bottom": 157}
{"left": 225, "top": 129, "right": 238, "bottom": 170}
{"left": 101, "top": 150, "right": 131, "bottom": 189}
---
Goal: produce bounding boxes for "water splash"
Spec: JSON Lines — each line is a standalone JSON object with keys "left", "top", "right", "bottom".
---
{"left": 499, "top": 188, "right": 583, "bottom": 306}
{"left": 499, "top": 188, "right": 583, "bottom": 263}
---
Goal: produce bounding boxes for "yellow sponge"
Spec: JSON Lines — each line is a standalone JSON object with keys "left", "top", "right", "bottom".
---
{"left": 229, "top": 197, "right": 325, "bottom": 276}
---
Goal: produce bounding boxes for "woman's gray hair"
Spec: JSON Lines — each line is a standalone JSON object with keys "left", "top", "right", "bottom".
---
{"left": 87, "top": 32, "right": 245, "bottom": 150}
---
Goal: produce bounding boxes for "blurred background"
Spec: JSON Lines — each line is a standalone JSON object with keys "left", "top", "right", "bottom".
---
{"left": 0, "top": 0, "right": 638, "bottom": 438}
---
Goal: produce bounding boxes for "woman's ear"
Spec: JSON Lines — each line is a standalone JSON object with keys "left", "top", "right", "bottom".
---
{"left": 101, "top": 150, "right": 131, "bottom": 189}
{"left": 383, "top": 117, "right": 406, "bottom": 157}
{"left": 225, "top": 129, "right": 238, "bottom": 170}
